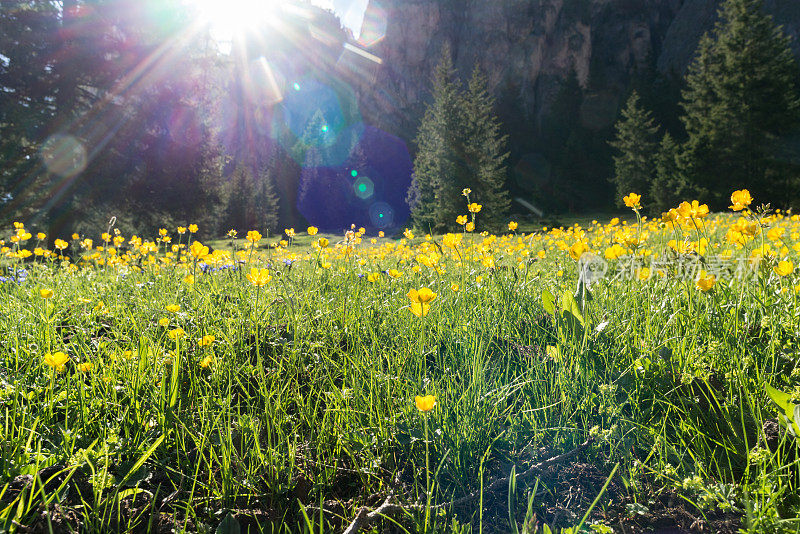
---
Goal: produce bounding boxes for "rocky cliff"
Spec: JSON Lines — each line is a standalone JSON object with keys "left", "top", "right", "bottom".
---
{"left": 348, "top": 0, "right": 800, "bottom": 140}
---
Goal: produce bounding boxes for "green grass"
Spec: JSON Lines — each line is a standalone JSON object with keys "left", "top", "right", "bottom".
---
{"left": 1, "top": 213, "right": 800, "bottom": 533}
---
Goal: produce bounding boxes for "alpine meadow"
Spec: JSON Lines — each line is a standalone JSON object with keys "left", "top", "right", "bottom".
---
{"left": 3, "top": 0, "right": 800, "bottom": 533}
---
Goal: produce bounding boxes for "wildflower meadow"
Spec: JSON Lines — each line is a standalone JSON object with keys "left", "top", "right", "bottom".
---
{"left": 2, "top": 190, "right": 800, "bottom": 533}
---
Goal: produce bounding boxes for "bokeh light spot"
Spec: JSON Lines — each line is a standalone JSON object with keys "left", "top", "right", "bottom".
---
{"left": 293, "top": 82, "right": 301, "bottom": 91}
{"left": 351, "top": 170, "right": 358, "bottom": 177}
{"left": 353, "top": 176, "right": 374, "bottom": 199}
{"left": 369, "top": 201, "right": 394, "bottom": 228}
{"left": 40, "top": 134, "right": 87, "bottom": 178}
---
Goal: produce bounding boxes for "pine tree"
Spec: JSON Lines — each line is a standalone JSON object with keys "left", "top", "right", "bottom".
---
{"left": 407, "top": 45, "right": 462, "bottom": 232}
{"left": 539, "top": 70, "right": 585, "bottom": 212}
{"left": 609, "top": 91, "right": 660, "bottom": 208}
{"left": 0, "top": 2, "right": 61, "bottom": 222}
{"left": 650, "top": 133, "right": 687, "bottom": 214}
{"left": 461, "top": 67, "right": 511, "bottom": 230}
{"left": 253, "top": 165, "right": 279, "bottom": 233}
{"left": 679, "top": 0, "right": 800, "bottom": 207}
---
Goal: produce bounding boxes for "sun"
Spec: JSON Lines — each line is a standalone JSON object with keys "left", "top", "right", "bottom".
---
{"left": 194, "top": 0, "right": 282, "bottom": 42}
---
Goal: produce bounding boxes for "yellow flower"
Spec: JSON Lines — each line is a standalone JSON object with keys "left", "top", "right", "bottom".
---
{"left": 378, "top": 231, "right": 385, "bottom": 238}
{"left": 451, "top": 283, "right": 459, "bottom": 292}
{"left": 415, "top": 394, "right": 436, "bottom": 412}
{"left": 729, "top": 189, "right": 753, "bottom": 211}
{"left": 569, "top": 242, "right": 589, "bottom": 261}
{"left": 246, "top": 230, "right": 262, "bottom": 243}
{"left": 637, "top": 267, "right": 651, "bottom": 281}
{"left": 165, "top": 304, "right": 180, "bottom": 313}
{"left": 77, "top": 362, "right": 94, "bottom": 373}
{"left": 189, "top": 241, "right": 209, "bottom": 259}
{"left": 54, "top": 239, "right": 68, "bottom": 250}
{"left": 442, "top": 233, "right": 462, "bottom": 249}
{"left": 387, "top": 268, "right": 403, "bottom": 278}
{"left": 40, "top": 288, "right": 54, "bottom": 299}
{"left": 468, "top": 203, "right": 482, "bottom": 213}
{"left": 226, "top": 229, "right": 237, "bottom": 238}
{"left": 71, "top": 233, "right": 79, "bottom": 240}
{"left": 775, "top": 260, "right": 794, "bottom": 277}
{"left": 158, "top": 317, "right": 170, "bottom": 327}
{"left": 695, "top": 270, "right": 716, "bottom": 292}
{"left": 661, "top": 209, "right": 679, "bottom": 224}
{"left": 408, "top": 303, "right": 430, "bottom": 317}
{"left": 623, "top": 193, "right": 641, "bottom": 209}
{"left": 318, "top": 237, "right": 329, "bottom": 248}
{"left": 407, "top": 287, "right": 436, "bottom": 317}
{"left": 44, "top": 351, "right": 69, "bottom": 372}
{"left": 197, "top": 335, "right": 215, "bottom": 347}
{"left": 465, "top": 222, "right": 475, "bottom": 232}
{"left": 307, "top": 226, "right": 318, "bottom": 236}
{"left": 408, "top": 287, "right": 437, "bottom": 304}
{"left": 199, "top": 355, "right": 214, "bottom": 368}
{"left": 183, "top": 274, "right": 195, "bottom": 285}
{"left": 367, "top": 272, "right": 380, "bottom": 283}
{"left": 285, "top": 228, "right": 295, "bottom": 238}
{"left": 456, "top": 215, "right": 468, "bottom": 226}
{"left": 508, "top": 221, "right": 518, "bottom": 231}
{"left": 177, "top": 226, "right": 187, "bottom": 234}
{"left": 462, "top": 188, "right": 471, "bottom": 197}
{"left": 37, "top": 232, "right": 46, "bottom": 240}
{"left": 677, "top": 200, "right": 709, "bottom": 220}
{"left": 246, "top": 267, "right": 271, "bottom": 287}
{"left": 159, "top": 228, "right": 168, "bottom": 236}
{"left": 403, "top": 228, "right": 414, "bottom": 239}
{"left": 188, "top": 224, "right": 198, "bottom": 233}
{"left": 168, "top": 328, "right": 186, "bottom": 340}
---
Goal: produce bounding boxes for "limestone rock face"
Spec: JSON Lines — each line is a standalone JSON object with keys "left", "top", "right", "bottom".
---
{"left": 347, "top": 0, "right": 800, "bottom": 138}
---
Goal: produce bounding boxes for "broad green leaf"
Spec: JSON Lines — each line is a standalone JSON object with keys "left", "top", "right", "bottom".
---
{"left": 217, "top": 512, "right": 241, "bottom": 534}
{"left": 764, "top": 383, "right": 794, "bottom": 416}
{"left": 562, "top": 290, "right": 584, "bottom": 327}
{"left": 794, "top": 404, "right": 800, "bottom": 436}
{"left": 542, "top": 289, "right": 556, "bottom": 315}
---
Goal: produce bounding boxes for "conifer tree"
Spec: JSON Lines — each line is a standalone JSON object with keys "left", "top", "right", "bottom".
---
{"left": 650, "top": 133, "right": 687, "bottom": 213}
{"left": 407, "top": 45, "right": 462, "bottom": 232}
{"left": 609, "top": 91, "right": 660, "bottom": 207}
{"left": 461, "top": 67, "right": 511, "bottom": 229}
{"left": 679, "top": 0, "right": 800, "bottom": 206}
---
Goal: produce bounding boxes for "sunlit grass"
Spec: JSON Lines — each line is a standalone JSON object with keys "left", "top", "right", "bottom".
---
{"left": 1, "top": 192, "right": 800, "bottom": 532}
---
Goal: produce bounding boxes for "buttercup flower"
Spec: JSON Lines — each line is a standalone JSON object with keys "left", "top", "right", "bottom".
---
{"left": 44, "top": 351, "right": 69, "bottom": 372}
{"left": 168, "top": 327, "right": 186, "bottom": 340}
{"left": 623, "top": 193, "right": 641, "bottom": 209}
{"left": 775, "top": 260, "right": 794, "bottom": 277}
{"left": 415, "top": 395, "right": 436, "bottom": 412}
{"left": 729, "top": 189, "right": 753, "bottom": 211}
{"left": 307, "top": 226, "right": 318, "bottom": 236}
{"left": 696, "top": 270, "right": 716, "bottom": 292}
{"left": 246, "top": 267, "right": 271, "bottom": 287}
{"left": 40, "top": 288, "right": 54, "bottom": 299}
{"left": 198, "top": 334, "right": 215, "bottom": 347}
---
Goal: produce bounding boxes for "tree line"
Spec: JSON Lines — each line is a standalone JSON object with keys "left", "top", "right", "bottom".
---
{"left": 610, "top": 0, "right": 800, "bottom": 214}
{"left": 408, "top": 0, "right": 800, "bottom": 231}
{"left": 1, "top": 0, "right": 799, "bottom": 240}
